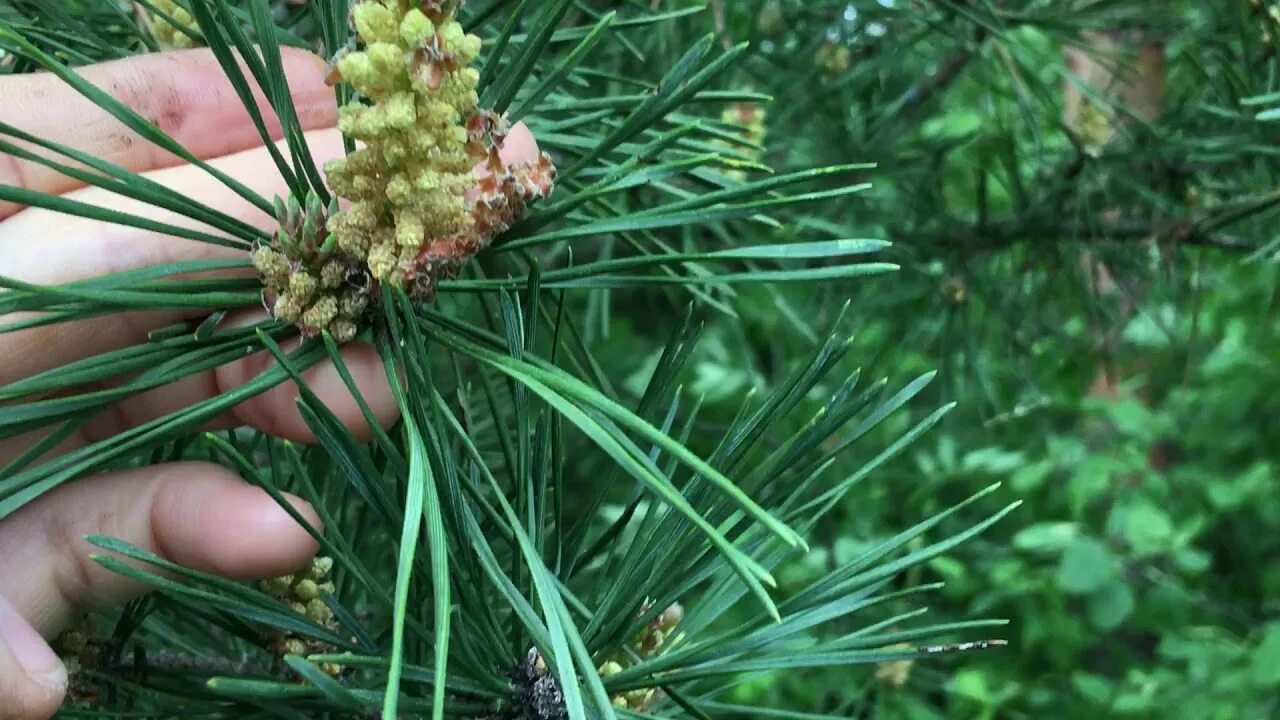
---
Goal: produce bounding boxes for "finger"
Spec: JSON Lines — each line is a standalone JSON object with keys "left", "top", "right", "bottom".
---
{"left": 0, "top": 47, "right": 338, "bottom": 219}
{"left": 0, "top": 311, "right": 397, "bottom": 467}
{"left": 0, "top": 127, "right": 349, "bottom": 387}
{"left": 0, "top": 121, "right": 539, "bottom": 448}
{"left": 0, "top": 594, "right": 64, "bottom": 720}
{"left": 0, "top": 121, "right": 541, "bottom": 385}
{"left": 213, "top": 312, "right": 399, "bottom": 440}
{"left": 500, "top": 122, "right": 542, "bottom": 168}
{"left": 0, "top": 462, "right": 321, "bottom": 638}
{"left": 68, "top": 309, "right": 399, "bottom": 446}
{"left": 0, "top": 128, "right": 396, "bottom": 453}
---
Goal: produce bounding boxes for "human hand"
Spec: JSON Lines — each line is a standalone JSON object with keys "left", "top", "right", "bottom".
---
{"left": 0, "top": 47, "right": 537, "bottom": 719}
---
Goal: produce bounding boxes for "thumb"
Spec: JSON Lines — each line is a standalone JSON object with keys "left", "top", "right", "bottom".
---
{"left": 0, "top": 593, "right": 65, "bottom": 720}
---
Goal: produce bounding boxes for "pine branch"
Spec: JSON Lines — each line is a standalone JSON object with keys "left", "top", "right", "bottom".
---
{"left": 0, "top": 3, "right": 1030, "bottom": 717}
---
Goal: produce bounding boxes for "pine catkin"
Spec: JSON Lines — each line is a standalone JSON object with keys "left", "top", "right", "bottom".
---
{"left": 260, "top": 556, "right": 345, "bottom": 677}
{"left": 718, "top": 102, "right": 768, "bottom": 180}
{"left": 144, "top": 0, "right": 200, "bottom": 50}
{"left": 598, "top": 601, "right": 684, "bottom": 712}
{"left": 253, "top": 0, "right": 557, "bottom": 341}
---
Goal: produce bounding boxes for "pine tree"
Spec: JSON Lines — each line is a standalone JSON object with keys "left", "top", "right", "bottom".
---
{"left": 0, "top": 2, "right": 1027, "bottom": 718}
{"left": 711, "top": 0, "right": 1280, "bottom": 411}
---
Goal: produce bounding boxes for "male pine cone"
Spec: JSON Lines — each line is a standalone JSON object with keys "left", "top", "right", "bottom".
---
{"left": 143, "top": 0, "right": 200, "bottom": 50}
{"left": 253, "top": 0, "right": 556, "bottom": 342}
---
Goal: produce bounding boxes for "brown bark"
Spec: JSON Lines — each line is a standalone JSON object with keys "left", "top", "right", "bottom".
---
{"left": 1064, "top": 30, "right": 1166, "bottom": 150}
{"left": 1062, "top": 30, "right": 1167, "bottom": 402}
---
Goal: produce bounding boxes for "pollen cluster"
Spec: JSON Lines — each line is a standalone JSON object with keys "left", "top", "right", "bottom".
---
{"left": 874, "top": 643, "right": 915, "bottom": 687}
{"left": 53, "top": 614, "right": 105, "bottom": 707}
{"left": 260, "top": 556, "right": 345, "bottom": 676}
{"left": 324, "top": 0, "right": 484, "bottom": 289}
{"left": 718, "top": 102, "right": 768, "bottom": 180}
{"left": 326, "top": 0, "right": 556, "bottom": 296}
{"left": 252, "top": 192, "right": 368, "bottom": 343}
{"left": 254, "top": 0, "right": 556, "bottom": 340}
{"left": 144, "top": 0, "right": 200, "bottom": 50}
{"left": 816, "top": 41, "right": 852, "bottom": 79}
{"left": 599, "top": 601, "right": 685, "bottom": 712}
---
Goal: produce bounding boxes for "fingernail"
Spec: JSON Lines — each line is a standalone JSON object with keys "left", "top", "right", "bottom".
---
{"left": 265, "top": 492, "right": 323, "bottom": 536}
{"left": 0, "top": 594, "right": 67, "bottom": 691}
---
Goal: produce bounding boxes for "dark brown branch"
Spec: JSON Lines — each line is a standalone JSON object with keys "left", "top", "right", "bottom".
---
{"left": 109, "top": 649, "right": 270, "bottom": 677}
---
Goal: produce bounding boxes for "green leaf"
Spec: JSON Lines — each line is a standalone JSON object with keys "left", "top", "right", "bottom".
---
{"left": 1087, "top": 580, "right": 1135, "bottom": 631}
{"left": 283, "top": 655, "right": 365, "bottom": 710}
{"left": 406, "top": 412, "right": 451, "bottom": 720}
{"left": 482, "top": 0, "right": 574, "bottom": 114}
{"left": 509, "top": 11, "right": 614, "bottom": 122}
{"left": 1118, "top": 501, "right": 1174, "bottom": 557}
{"left": 1012, "top": 522, "right": 1079, "bottom": 554}
{"left": 1250, "top": 623, "right": 1280, "bottom": 687}
{"left": 1056, "top": 537, "right": 1119, "bottom": 595}
{"left": 382, "top": 414, "right": 430, "bottom": 720}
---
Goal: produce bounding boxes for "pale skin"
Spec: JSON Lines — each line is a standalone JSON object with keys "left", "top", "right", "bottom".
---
{"left": 0, "top": 48, "right": 538, "bottom": 720}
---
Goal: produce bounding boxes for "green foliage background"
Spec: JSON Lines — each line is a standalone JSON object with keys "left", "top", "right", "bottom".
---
{"left": 663, "top": 2, "right": 1280, "bottom": 718}
{"left": 1, "top": 0, "right": 1278, "bottom": 719}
